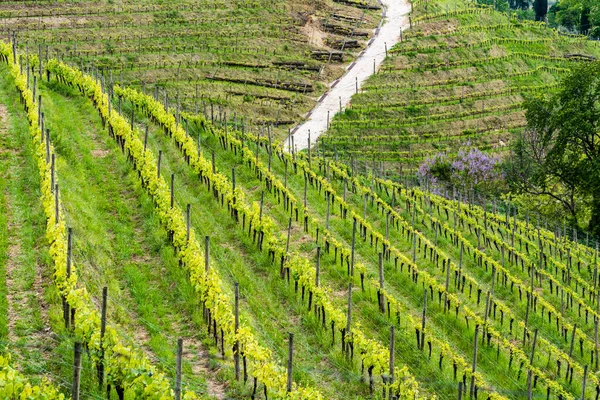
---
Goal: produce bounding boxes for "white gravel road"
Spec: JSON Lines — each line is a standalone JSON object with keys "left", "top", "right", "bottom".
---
{"left": 286, "top": 0, "right": 412, "bottom": 152}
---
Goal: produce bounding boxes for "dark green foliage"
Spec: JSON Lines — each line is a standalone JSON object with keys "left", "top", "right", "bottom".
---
{"left": 549, "top": 0, "right": 600, "bottom": 38}
{"left": 534, "top": 0, "right": 548, "bottom": 21}
{"left": 506, "top": 63, "right": 600, "bottom": 235}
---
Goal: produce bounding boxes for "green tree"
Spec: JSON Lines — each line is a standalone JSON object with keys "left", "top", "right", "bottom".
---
{"left": 549, "top": 0, "right": 600, "bottom": 37}
{"left": 506, "top": 63, "right": 600, "bottom": 235}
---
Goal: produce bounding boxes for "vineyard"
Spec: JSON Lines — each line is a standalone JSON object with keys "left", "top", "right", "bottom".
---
{"left": 2, "top": 0, "right": 600, "bottom": 399}
{"left": 0, "top": 0, "right": 382, "bottom": 139}
{"left": 318, "top": 0, "right": 600, "bottom": 170}
{"left": 0, "top": 21, "right": 600, "bottom": 397}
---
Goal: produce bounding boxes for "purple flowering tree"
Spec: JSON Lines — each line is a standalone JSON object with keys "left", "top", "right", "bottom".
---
{"left": 418, "top": 147, "right": 503, "bottom": 194}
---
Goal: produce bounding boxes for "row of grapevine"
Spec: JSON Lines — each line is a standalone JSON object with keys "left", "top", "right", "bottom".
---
{"left": 0, "top": 40, "right": 186, "bottom": 399}
{"left": 111, "top": 85, "right": 427, "bottom": 399}
{"left": 193, "top": 114, "right": 515, "bottom": 399}
{"left": 45, "top": 59, "right": 325, "bottom": 399}
{"left": 0, "top": 354, "right": 64, "bottom": 397}
{"left": 188, "top": 112, "right": 581, "bottom": 398}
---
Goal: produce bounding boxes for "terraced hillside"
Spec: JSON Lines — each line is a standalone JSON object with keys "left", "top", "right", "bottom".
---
{"left": 0, "top": 0, "right": 381, "bottom": 139}
{"left": 2, "top": 37, "right": 600, "bottom": 399}
{"left": 318, "top": 0, "right": 600, "bottom": 171}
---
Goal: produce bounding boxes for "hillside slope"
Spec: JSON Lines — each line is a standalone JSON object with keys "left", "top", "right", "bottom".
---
{"left": 0, "top": 0, "right": 382, "bottom": 139}
{"left": 319, "top": 0, "right": 600, "bottom": 171}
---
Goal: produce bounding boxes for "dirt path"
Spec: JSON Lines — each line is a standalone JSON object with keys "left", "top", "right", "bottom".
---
{"left": 1, "top": 102, "right": 54, "bottom": 372}
{"left": 287, "top": 0, "right": 412, "bottom": 151}
{"left": 0, "top": 104, "right": 19, "bottom": 347}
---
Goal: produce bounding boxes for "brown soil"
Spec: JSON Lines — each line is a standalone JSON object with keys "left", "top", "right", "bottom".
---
{"left": 300, "top": 16, "right": 329, "bottom": 49}
{"left": 91, "top": 149, "right": 110, "bottom": 158}
{"left": 178, "top": 324, "right": 227, "bottom": 400}
{"left": 0, "top": 104, "right": 13, "bottom": 156}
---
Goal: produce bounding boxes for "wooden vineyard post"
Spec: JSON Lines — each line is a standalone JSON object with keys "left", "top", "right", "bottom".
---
{"left": 346, "top": 283, "right": 353, "bottom": 357}
{"left": 286, "top": 218, "right": 292, "bottom": 254}
{"left": 307, "top": 135, "right": 311, "bottom": 169}
{"left": 412, "top": 208, "right": 417, "bottom": 264}
{"left": 526, "top": 328, "right": 538, "bottom": 400}
{"left": 379, "top": 253, "right": 385, "bottom": 313}
{"left": 98, "top": 287, "right": 108, "bottom": 388}
{"left": 157, "top": 150, "right": 162, "bottom": 178}
{"left": 50, "top": 153, "right": 56, "bottom": 192}
{"left": 259, "top": 191, "right": 264, "bottom": 221}
{"left": 175, "top": 338, "right": 183, "bottom": 400}
{"left": 326, "top": 193, "right": 330, "bottom": 230}
{"left": 64, "top": 227, "right": 72, "bottom": 329}
{"left": 38, "top": 95, "right": 42, "bottom": 126}
{"left": 482, "top": 291, "right": 490, "bottom": 344}
{"left": 234, "top": 283, "right": 240, "bottom": 381}
{"left": 186, "top": 204, "right": 191, "bottom": 242}
{"left": 316, "top": 247, "right": 321, "bottom": 287}
{"left": 569, "top": 324, "right": 577, "bottom": 360}
{"left": 594, "top": 317, "right": 598, "bottom": 372}
{"left": 304, "top": 174, "right": 307, "bottom": 209}
{"left": 130, "top": 107, "right": 134, "bottom": 132}
{"left": 287, "top": 333, "right": 294, "bottom": 393}
{"left": 72, "top": 342, "right": 82, "bottom": 400}
{"left": 11, "top": 33, "right": 16, "bottom": 65}
{"left": 212, "top": 150, "right": 216, "bottom": 174}
{"left": 38, "top": 44, "right": 42, "bottom": 80}
{"left": 284, "top": 159, "right": 288, "bottom": 189}
{"left": 170, "top": 174, "right": 175, "bottom": 208}
{"left": 470, "top": 325, "right": 479, "bottom": 397}
{"left": 350, "top": 219, "right": 356, "bottom": 277}
{"left": 143, "top": 125, "right": 149, "bottom": 152}
{"left": 420, "top": 288, "right": 427, "bottom": 350}
{"left": 45, "top": 130, "right": 50, "bottom": 164}
{"left": 385, "top": 211, "right": 390, "bottom": 242}
{"left": 232, "top": 168, "right": 236, "bottom": 192}
{"left": 458, "top": 382, "right": 463, "bottom": 400}
{"left": 581, "top": 365, "right": 588, "bottom": 400}
{"left": 389, "top": 325, "right": 395, "bottom": 393}
{"left": 444, "top": 257, "right": 450, "bottom": 312}
{"left": 55, "top": 184, "right": 59, "bottom": 225}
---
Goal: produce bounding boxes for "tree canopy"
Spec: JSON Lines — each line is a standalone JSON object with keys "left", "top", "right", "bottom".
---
{"left": 506, "top": 62, "right": 600, "bottom": 235}
{"left": 549, "top": 0, "right": 600, "bottom": 37}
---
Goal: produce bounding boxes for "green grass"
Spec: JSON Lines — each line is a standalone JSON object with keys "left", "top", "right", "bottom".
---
{"left": 115, "top": 98, "right": 377, "bottom": 400}
{"left": 0, "top": 65, "right": 79, "bottom": 393}
{"left": 36, "top": 79, "right": 227, "bottom": 398}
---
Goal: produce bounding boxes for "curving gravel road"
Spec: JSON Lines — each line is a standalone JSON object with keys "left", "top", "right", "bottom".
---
{"left": 286, "top": 0, "right": 412, "bottom": 152}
